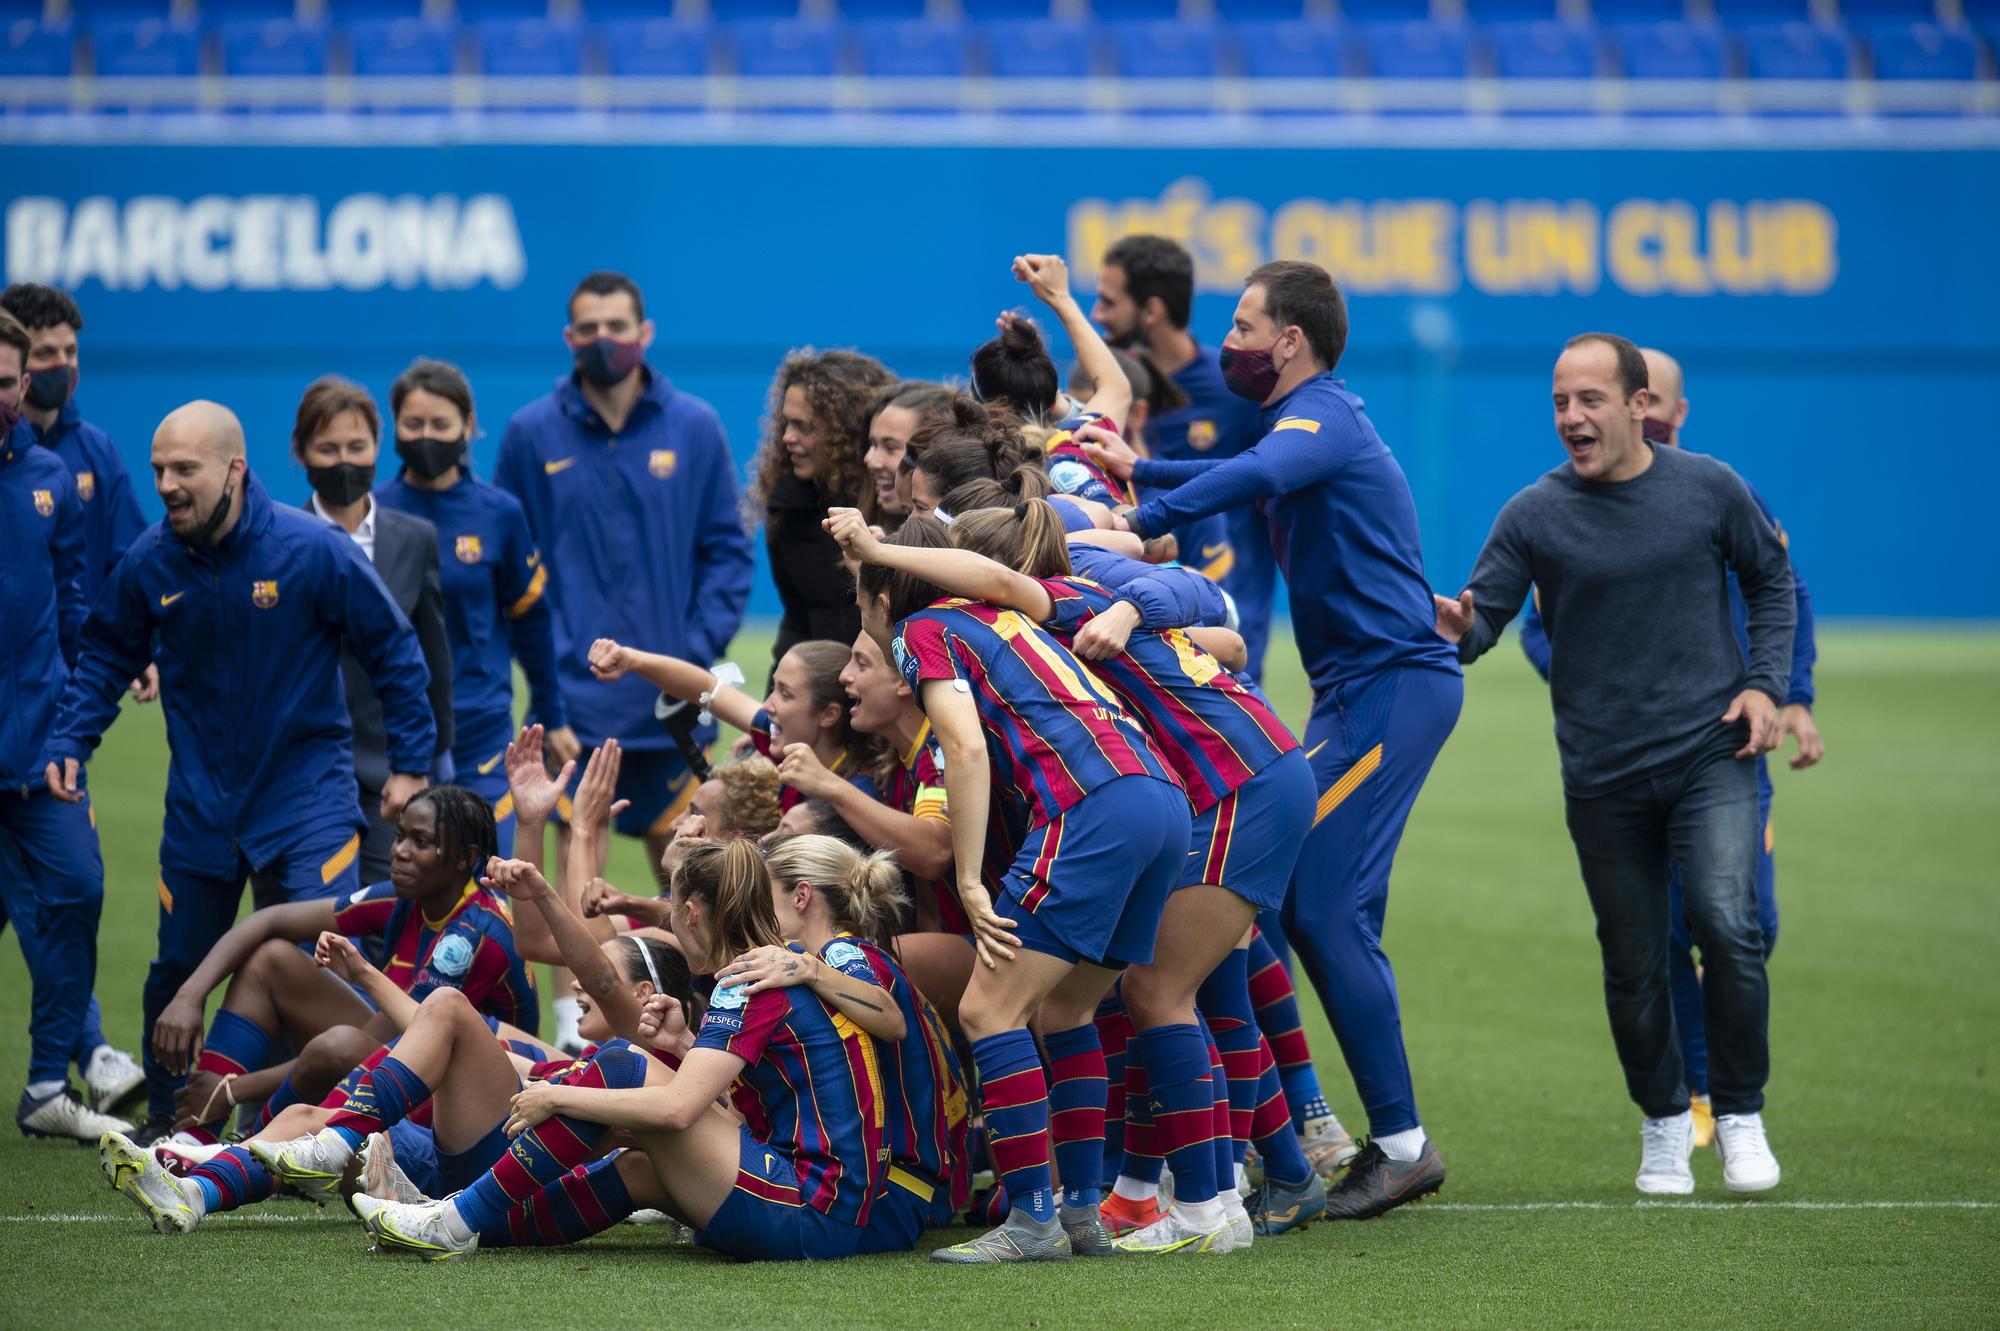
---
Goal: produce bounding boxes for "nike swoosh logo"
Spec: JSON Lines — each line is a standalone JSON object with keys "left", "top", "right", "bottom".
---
{"left": 159, "top": 591, "right": 184, "bottom": 607}
{"left": 1304, "top": 740, "right": 1327, "bottom": 759}
{"left": 1202, "top": 543, "right": 1228, "bottom": 558}
{"left": 543, "top": 458, "right": 576, "bottom": 475}
{"left": 477, "top": 752, "right": 505, "bottom": 775}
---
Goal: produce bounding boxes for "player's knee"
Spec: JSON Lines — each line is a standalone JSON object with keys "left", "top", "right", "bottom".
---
{"left": 242, "top": 936, "right": 305, "bottom": 982}
{"left": 1118, "top": 967, "right": 1183, "bottom": 1030}
{"left": 295, "top": 1024, "right": 376, "bottom": 1093}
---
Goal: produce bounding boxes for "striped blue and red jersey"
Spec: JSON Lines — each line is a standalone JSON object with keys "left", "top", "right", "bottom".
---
{"left": 748, "top": 707, "right": 880, "bottom": 813}
{"left": 875, "top": 719, "right": 1024, "bottom": 933}
{"left": 825, "top": 936, "right": 968, "bottom": 1215}
{"left": 1045, "top": 413, "right": 1136, "bottom": 509}
{"left": 694, "top": 980, "right": 888, "bottom": 1227}
{"left": 332, "top": 881, "right": 540, "bottom": 1035}
{"left": 894, "top": 599, "right": 1179, "bottom": 829}
{"left": 1038, "top": 576, "right": 1299, "bottom": 813}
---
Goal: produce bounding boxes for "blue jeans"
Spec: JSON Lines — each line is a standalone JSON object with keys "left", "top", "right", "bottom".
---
{"left": 1564, "top": 746, "right": 1770, "bottom": 1119}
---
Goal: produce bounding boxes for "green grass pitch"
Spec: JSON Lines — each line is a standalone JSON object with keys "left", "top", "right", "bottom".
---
{"left": 3, "top": 624, "right": 1996, "bottom": 1328}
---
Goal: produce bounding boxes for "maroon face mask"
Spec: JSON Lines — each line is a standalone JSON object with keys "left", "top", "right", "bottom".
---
{"left": 1642, "top": 416, "right": 1674, "bottom": 446}
{"left": 1220, "top": 345, "right": 1280, "bottom": 403}
{"left": 575, "top": 337, "right": 645, "bottom": 387}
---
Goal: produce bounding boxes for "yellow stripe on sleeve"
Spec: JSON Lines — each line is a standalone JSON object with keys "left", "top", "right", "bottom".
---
{"left": 507, "top": 563, "right": 548, "bottom": 619}
{"left": 1272, "top": 416, "right": 1322, "bottom": 434}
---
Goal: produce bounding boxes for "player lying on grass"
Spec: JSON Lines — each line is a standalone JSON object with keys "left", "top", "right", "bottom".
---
{"left": 142, "top": 786, "right": 534, "bottom": 1147}
{"left": 348, "top": 838, "right": 913, "bottom": 1261}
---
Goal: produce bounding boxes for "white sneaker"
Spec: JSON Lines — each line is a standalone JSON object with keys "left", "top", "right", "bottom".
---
{"left": 249, "top": 1128, "right": 355, "bottom": 1204}
{"left": 18, "top": 1086, "right": 131, "bottom": 1143}
{"left": 1636, "top": 1111, "right": 1696, "bottom": 1195}
{"left": 1111, "top": 1207, "right": 1231, "bottom": 1255}
{"left": 347, "top": 1191, "right": 477, "bottom": 1261}
{"left": 83, "top": 1046, "right": 145, "bottom": 1113}
{"left": 1302, "top": 1113, "right": 1361, "bottom": 1178}
{"left": 1219, "top": 1191, "right": 1254, "bottom": 1253}
{"left": 153, "top": 1138, "right": 230, "bottom": 1176}
{"left": 99, "top": 1130, "right": 201, "bottom": 1234}
{"left": 626, "top": 1207, "right": 672, "bottom": 1225}
{"left": 358, "top": 1131, "right": 430, "bottom": 1204}
{"left": 1714, "top": 1112, "right": 1781, "bottom": 1193}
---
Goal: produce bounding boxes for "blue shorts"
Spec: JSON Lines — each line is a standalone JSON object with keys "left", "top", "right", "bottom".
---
{"left": 438, "top": 1115, "right": 514, "bottom": 1195}
{"left": 1176, "top": 748, "right": 1315, "bottom": 909}
{"left": 458, "top": 753, "right": 515, "bottom": 860}
{"left": 855, "top": 1168, "right": 935, "bottom": 1255}
{"left": 1004, "top": 775, "right": 1191, "bottom": 970}
{"left": 557, "top": 744, "right": 700, "bottom": 840}
{"left": 695, "top": 1126, "right": 864, "bottom": 1262}
{"left": 386, "top": 1120, "right": 443, "bottom": 1198}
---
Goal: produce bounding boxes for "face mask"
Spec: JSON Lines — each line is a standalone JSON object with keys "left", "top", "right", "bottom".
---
{"left": 186, "top": 476, "right": 238, "bottom": 547}
{"left": 396, "top": 434, "right": 465, "bottom": 482}
{"left": 575, "top": 337, "right": 645, "bottom": 387}
{"left": 307, "top": 460, "right": 375, "bottom": 507}
{"left": 1220, "top": 344, "right": 1281, "bottom": 403}
{"left": 1641, "top": 416, "right": 1674, "bottom": 446}
{"left": 25, "top": 364, "right": 76, "bottom": 412}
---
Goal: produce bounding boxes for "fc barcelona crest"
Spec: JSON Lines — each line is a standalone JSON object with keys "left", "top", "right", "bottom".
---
{"left": 649, "top": 449, "right": 676, "bottom": 479}
{"left": 252, "top": 580, "right": 279, "bottom": 609}
{"left": 32, "top": 488, "right": 54, "bottom": 516}
{"left": 455, "top": 534, "right": 483, "bottom": 564}
{"left": 76, "top": 471, "right": 96, "bottom": 501}
{"left": 1188, "top": 420, "right": 1218, "bottom": 451}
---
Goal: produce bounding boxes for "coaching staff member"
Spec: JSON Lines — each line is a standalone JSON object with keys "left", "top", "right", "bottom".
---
{"left": 1436, "top": 333, "right": 1794, "bottom": 1198}
{"left": 43, "top": 400, "right": 435, "bottom": 1142}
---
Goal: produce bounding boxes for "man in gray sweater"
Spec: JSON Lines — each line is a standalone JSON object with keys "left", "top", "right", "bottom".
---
{"left": 1436, "top": 332, "right": 1795, "bottom": 1197}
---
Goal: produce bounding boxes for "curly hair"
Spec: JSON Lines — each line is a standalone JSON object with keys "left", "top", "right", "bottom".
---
{"left": 745, "top": 348, "right": 895, "bottom": 524}
{"left": 713, "top": 754, "right": 783, "bottom": 841}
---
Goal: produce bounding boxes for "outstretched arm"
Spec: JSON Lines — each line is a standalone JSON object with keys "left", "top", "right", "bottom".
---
{"left": 487, "top": 855, "right": 649, "bottom": 1044}
{"left": 1015, "top": 254, "right": 1132, "bottom": 426}
{"left": 824, "top": 508, "right": 1054, "bottom": 622}
{"left": 586, "top": 639, "right": 761, "bottom": 736}
{"left": 152, "top": 898, "right": 341, "bottom": 1074}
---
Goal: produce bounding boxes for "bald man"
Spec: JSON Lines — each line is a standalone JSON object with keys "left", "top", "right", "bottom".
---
{"left": 43, "top": 401, "right": 435, "bottom": 1142}
{"left": 1515, "top": 348, "right": 1821, "bottom": 1149}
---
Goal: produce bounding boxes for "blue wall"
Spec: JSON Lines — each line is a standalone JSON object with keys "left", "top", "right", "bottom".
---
{"left": 6, "top": 143, "right": 1997, "bottom": 617}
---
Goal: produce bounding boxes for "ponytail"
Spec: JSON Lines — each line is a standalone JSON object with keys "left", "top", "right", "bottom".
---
{"left": 948, "top": 499, "right": 1073, "bottom": 580}
{"left": 676, "top": 839, "right": 785, "bottom": 965}
{"left": 766, "top": 833, "right": 910, "bottom": 951}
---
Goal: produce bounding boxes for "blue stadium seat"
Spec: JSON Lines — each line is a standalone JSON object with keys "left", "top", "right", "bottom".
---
{"left": 201, "top": 0, "right": 301, "bottom": 20}
{"left": 837, "top": 0, "right": 927, "bottom": 17}
{"left": 710, "top": 0, "right": 801, "bottom": 19}
{"left": 1710, "top": 0, "right": 1813, "bottom": 28}
{"left": 1234, "top": 18, "right": 1345, "bottom": 76}
{"left": 976, "top": 18, "right": 1093, "bottom": 78}
{"left": 1607, "top": 20, "right": 1724, "bottom": 78}
{"left": 1337, "top": 0, "right": 1431, "bottom": 20}
{"left": 1105, "top": 18, "right": 1219, "bottom": 75}
{"left": 346, "top": 17, "right": 456, "bottom": 75}
{"left": 217, "top": 17, "right": 328, "bottom": 74}
{"left": 473, "top": 17, "right": 582, "bottom": 74}
{"left": 91, "top": 19, "right": 200, "bottom": 75}
{"left": 728, "top": 18, "right": 840, "bottom": 75}
{"left": 960, "top": 0, "right": 1051, "bottom": 18}
{"left": 1867, "top": 20, "right": 1976, "bottom": 78}
{"left": 1213, "top": 0, "right": 1306, "bottom": 19}
{"left": 1838, "top": 0, "right": 1940, "bottom": 23}
{"left": 594, "top": 16, "right": 709, "bottom": 74}
{"left": 70, "top": 0, "right": 175, "bottom": 21}
{"left": 1463, "top": 0, "right": 1560, "bottom": 21}
{"left": 851, "top": 18, "right": 967, "bottom": 75}
{"left": 1091, "top": 0, "right": 1179, "bottom": 18}
{"left": 0, "top": 18, "right": 72, "bottom": 77}
{"left": 326, "top": 0, "right": 426, "bottom": 18}
{"left": 1739, "top": 21, "right": 1851, "bottom": 77}
{"left": 1591, "top": 0, "right": 1687, "bottom": 18}
{"left": 581, "top": 0, "right": 675, "bottom": 16}
{"left": 1484, "top": 18, "right": 1596, "bottom": 75}
{"left": 453, "top": 0, "right": 554, "bottom": 16}
{"left": 1354, "top": 19, "right": 1468, "bottom": 76}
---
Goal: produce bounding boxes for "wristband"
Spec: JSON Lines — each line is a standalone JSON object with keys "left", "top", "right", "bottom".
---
{"left": 697, "top": 662, "right": 745, "bottom": 725}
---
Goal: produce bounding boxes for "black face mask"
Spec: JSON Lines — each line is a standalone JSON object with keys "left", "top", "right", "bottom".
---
{"left": 25, "top": 364, "right": 75, "bottom": 412}
{"left": 307, "top": 460, "right": 375, "bottom": 508}
{"left": 396, "top": 434, "right": 465, "bottom": 482}
{"left": 186, "top": 478, "right": 238, "bottom": 547}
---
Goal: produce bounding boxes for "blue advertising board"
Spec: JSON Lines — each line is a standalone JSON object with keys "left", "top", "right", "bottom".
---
{"left": 6, "top": 142, "right": 1997, "bottom": 617}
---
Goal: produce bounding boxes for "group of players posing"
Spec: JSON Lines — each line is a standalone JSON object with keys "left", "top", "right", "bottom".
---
{"left": 58, "top": 240, "right": 1469, "bottom": 1262}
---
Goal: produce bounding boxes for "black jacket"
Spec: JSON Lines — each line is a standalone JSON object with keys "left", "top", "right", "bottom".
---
{"left": 764, "top": 472, "right": 860, "bottom": 676}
